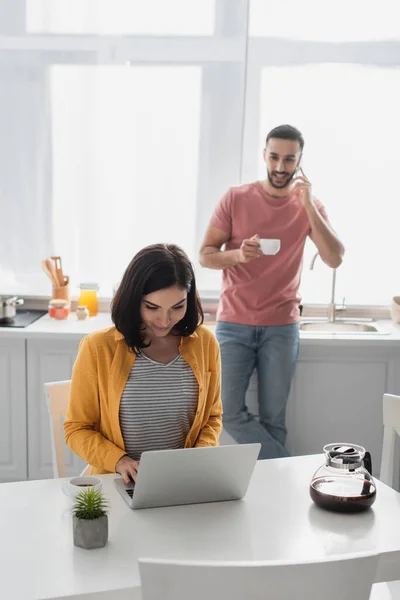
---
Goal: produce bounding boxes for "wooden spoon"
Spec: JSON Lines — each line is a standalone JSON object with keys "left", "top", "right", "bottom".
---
{"left": 41, "top": 260, "right": 56, "bottom": 286}
{"left": 42, "top": 258, "right": 60, "bottom": 288}
{"left": 51, "top": 256, "right": 65, "bottom": 287}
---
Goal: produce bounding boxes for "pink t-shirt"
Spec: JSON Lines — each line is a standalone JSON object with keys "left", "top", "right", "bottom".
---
{"left": 210, "top": 181, "right": 328, "bottom": 326}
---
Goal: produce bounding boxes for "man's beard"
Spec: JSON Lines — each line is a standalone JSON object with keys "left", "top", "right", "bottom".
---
{"left": 267, "top": 169, "right": 296, "bottom": 190}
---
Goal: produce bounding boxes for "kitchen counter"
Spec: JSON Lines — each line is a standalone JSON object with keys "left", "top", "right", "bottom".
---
{"left": 0, "top": 312, "right": 400, "bottom": 345}
{"left": 0, "top": 312, "right": 115, "bottom": 340}
{"left": 1, "top": 313, "right": 400, "bottom": 482}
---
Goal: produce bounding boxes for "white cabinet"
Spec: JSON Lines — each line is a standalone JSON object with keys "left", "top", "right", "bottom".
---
{"left": 243, "top": 342, "right": 400, "bottom": 476}
{"left": 0, "top": 337, "right": 27, "bottom": 481}
{"left": 2, "top": 322, "right": 400, "bottom": 482}
{"left": 27, "top": 338, "right": 86, "bottom": 480}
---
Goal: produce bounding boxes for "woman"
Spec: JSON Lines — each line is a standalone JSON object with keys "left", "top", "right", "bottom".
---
{"left": 64, "top": 244, "right": 222, "bottom": 483}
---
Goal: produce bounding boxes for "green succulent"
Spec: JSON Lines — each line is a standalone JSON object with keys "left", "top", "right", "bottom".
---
{"left": 72, "top": 487, "right": 108, "bottom": 521}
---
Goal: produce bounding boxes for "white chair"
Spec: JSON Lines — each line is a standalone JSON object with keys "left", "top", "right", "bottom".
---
{"left": 139, "top": 552, "right": 379, "bottom": 600}
{"left": 380, "top": 393, "right": 400, "bottom": 488}
{"left": 44, "top": 380, "right": 90, "bottom": 478}
{"left": 371, "top": 581, "right": 400, "bottom": 599}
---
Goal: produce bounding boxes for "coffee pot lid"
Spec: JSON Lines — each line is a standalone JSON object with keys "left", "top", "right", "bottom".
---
{"left": 324, "top": 443, "right": 365, "bottom": 469}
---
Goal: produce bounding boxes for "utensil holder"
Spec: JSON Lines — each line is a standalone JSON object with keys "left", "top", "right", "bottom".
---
{"left": 52, "top": 284, "right": 70, "bottom": 304}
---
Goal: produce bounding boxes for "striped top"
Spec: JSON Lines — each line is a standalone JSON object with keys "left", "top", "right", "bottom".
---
{"left": 119, "top": 351, "right": 199, "bottom": 461}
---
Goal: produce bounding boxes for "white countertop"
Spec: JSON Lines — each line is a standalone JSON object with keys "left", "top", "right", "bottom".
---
{"left": 0, "top": 312, "right": 115, "bottom": 340}
{"left": 1, "top": 454, "right": 400, "bottom": 600}
{"left": 1, "top": 312, "right": 400, "bottom": 345}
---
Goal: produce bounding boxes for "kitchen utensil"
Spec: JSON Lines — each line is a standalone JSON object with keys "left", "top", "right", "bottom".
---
{"left": 41, "top": 259, "right": 59, "bottom": 287}
{"left": 52, "top": 284, "right": 70, "bottom": 303}
{"left": 0, "top": 296, "right": 24, "bottom": 323}
{"left": 51, "top": 256, "right": 66, "bottom": 287}
{"left": 310, "top": 443, "right": 376, "bottom": 513}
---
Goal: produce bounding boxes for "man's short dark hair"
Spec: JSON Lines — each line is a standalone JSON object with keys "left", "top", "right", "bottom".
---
{"left": 266, "top": 125, "right": 304, "bottom": 151}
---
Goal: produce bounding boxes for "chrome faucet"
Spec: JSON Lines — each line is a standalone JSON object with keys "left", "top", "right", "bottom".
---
{"left": 310, "top": 252, "right": 337, "bottom": 323}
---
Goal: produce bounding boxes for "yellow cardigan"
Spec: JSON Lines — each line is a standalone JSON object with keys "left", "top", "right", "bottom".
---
{"left": 64, "top": 324, "right": 222, "bottom": 475}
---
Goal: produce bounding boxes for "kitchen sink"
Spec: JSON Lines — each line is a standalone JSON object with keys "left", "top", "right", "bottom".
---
{"left": 300, "top": 320, "right": 388, "bottom": 335}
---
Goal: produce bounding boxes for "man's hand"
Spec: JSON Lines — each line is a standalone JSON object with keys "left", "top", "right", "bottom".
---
{"left": 238, "top": 234, "right": 262, "bottom": 263}
{"left": 290, "top": 168, "right": 313, "bottom": 208}
{"left": 116, "top": 455, "right": 140, "bottom": 484}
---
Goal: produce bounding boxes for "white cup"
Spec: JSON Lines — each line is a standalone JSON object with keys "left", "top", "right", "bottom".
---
{"left": 260, "top": 238, "right": 281, "bottom": 255}
{"left": 62, "top": 475, "right": 102, "bottom": 499}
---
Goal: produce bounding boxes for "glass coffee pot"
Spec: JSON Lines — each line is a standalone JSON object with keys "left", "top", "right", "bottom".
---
{"left": 310, "top": 443, "right": 376, "bottom": 513}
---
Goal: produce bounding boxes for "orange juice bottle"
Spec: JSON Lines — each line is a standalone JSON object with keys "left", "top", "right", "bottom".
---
{"left": 78, "top": 283, "right": 99, "bottom": 317}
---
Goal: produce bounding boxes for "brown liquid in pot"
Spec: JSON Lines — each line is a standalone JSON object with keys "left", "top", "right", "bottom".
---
{"left": 310, "top": 476, "right": 376, "bottom": 513}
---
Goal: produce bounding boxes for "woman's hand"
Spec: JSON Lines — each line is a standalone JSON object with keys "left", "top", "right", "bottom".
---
{"left": 116, "top": 455, "right": 140, "bottom": 484}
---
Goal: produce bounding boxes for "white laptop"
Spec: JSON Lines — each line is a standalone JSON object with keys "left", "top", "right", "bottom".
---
{"left": 114, "top": 443, "right": 261, "bottom": 510}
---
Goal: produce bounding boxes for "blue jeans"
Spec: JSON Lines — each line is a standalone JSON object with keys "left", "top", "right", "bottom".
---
{"left": 216, "top": 321, "right": 300, "bottom": 460}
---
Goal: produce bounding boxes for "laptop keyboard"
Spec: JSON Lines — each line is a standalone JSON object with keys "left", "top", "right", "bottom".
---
{"left": 126, "top": 489, "right": 134, "bottom": 498}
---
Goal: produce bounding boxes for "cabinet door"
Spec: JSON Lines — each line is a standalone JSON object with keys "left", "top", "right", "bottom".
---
{"left": 0, "top": 337, "right": 27, "bottom": 481}
{"left": 288, "top": 346, "right": 391, "bottom": 475}
{"left": 240, "top": 344, "right": 399, "bottom": 478}
{"left": 27, "top": 338, "right": 86, "bottom": 480}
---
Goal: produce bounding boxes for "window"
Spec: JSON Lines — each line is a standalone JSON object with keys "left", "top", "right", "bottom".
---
{"left": 255, "top": 63, "right": 400, "bottom": 305}
{"left": 1, "top": 0, "right": 400, "bottom": 306}
{"left": 27, "top": 0, "right": 215, "bottom": 36}
{"left": 1, "top": 0, "right": 246, "bottom": 297}
{"left": 51, "top": 65, "right": 202, "bottom": 289}
{"left": 243, "top": 0, "right": 400, "bottom": 306}
{"left": 250, "top": 0, "right": 400, "bottom": 42}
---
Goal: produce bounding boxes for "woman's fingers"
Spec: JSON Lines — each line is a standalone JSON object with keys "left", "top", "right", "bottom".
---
{"left": 127, "top": 460, "right": 139, "bottom": 483}
{"left": 118, "top": 457, "right": 139, "bottom": 484}
{"left": 121, "top": 470, "right": 131, "bottom": 484}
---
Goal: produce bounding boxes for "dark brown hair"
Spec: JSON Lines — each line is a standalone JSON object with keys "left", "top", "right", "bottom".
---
{"left": 266, "top": 124, "right": 304, "bottom": 150}
{"left": 111, "top": 244, "right": 203, "bottom": 352}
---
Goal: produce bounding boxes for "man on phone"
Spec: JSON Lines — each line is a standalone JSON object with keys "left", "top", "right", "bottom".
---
{"left": 199, "top": 124, "right": 344, "bottom": 459}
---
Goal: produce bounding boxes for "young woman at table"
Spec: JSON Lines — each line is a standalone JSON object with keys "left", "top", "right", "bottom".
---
{"left": 64, "top": 244, "right": 222, "bottom": 483}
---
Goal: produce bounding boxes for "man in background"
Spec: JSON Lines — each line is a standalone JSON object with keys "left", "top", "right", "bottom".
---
{"left": 200, "top": 124, "right": 344, "bottom": 458}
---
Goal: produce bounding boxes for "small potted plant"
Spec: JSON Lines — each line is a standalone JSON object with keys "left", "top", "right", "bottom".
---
{"left": 72, "top": 487, "right": 109, "bottom": 550}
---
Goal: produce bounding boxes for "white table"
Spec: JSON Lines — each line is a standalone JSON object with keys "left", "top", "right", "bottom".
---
{"left": 1, "top": 454, "right": 400, "bottom": 600}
